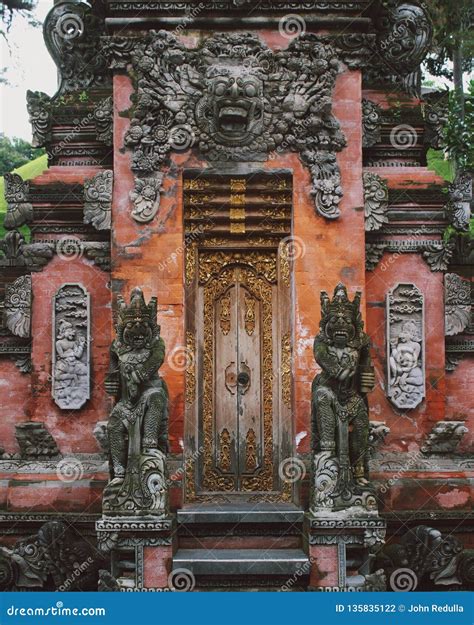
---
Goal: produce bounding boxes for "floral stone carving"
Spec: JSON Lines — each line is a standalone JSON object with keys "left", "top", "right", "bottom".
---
{"left": 102, "top": 288, "right": 169, "bottom": 517}
{"left": 362, "top": 99, "right": 382, "bottom": 147}
{"left": 445, "top": 171, "right": 472, "bottom": 232}
{"left": 3, "top": 173, "right": 33, "bottom": 230}
{"left": 52, "top": 284, "right": 90, "bottom": 410}
{"left": 386, "top": 284, "right": 425, "bottom": 410}
{"left": 104, "top": 31, "right": 346, "bottom": 220}
{"left": 310, "top": 283, "right": 377, "bottom": 512}
{"left": 363, "top": 172, "right": 388, "bottom": 231}
{"left": 423, "top": 421, "right": 468, "bottom": 455}
{"left": 445, "top": 273, "right": 471, "bottom": 337}
{"left": 83, "top": 170, "right": 113, "bottom": 230}
{"left": 4, "top": 275, "right": 32, "bottom": 338}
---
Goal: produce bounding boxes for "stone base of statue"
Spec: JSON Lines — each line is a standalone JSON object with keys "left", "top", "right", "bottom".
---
{"left": 96, "top": 514, "right": 175, "bottom": 591}
{"left": 305, "top": 507, "right": 386, "bottom": 591}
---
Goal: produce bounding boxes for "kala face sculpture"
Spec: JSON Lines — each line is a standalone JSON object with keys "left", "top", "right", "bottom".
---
{"left": 311, "top": 283, "right": 377, "bottom": 512}
{"left": 102, "top": 288, "right": 169, "bottom": 517}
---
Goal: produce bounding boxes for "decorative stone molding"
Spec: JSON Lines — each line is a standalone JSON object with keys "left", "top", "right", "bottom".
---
{"left": 43, "top": 0, "right": 109, "bottom": 96}
{"left": 3, "top": 173, "right": 33, "bottom": 230}
{"left": 129, "top": 175, "right": 163, "bottom": 223}
{"left": 363, "top": 172, "right": 388, "bottom": 231}
{"left": 423, "top": 421, "right": 468, "bottom": 454}
{"left": 445, "top": 171, "right": 472, "bottom": 231}
{"left": 445, "top": 273, "right": 471, "bottom": 336}
{"left": 423, "top": 94, "right": 448, "bottom": 150}
{"left": 0, "top": 230, "right": 55, "bottom": 271}
{"left": 52, "top": 284, "right": 90, "bottom": 410}
{"left": 104, "top": 31, "right": 346, "bottom": 220}
{"left": 365, "top": 239, "right": 454, "bottom": 272}
{"left": 26, "top": 90, "right": 52, "bottom": 147}
{"left": 93, "top": 96, "right": 113, "bottom": 146}
{"left": 386, "top": 283, "right": 425, "bottom": 410}
{"left": 362, "top": 99, "right": 382, "bottom": 148}
{"left": 83, "top": 170, "right": 113, "bottom": 230}
{"left": 4, "top": 275, "right": 32, "bottom": 338}
{"left": 15, "top": 422, "right": 60, "bottom": 459}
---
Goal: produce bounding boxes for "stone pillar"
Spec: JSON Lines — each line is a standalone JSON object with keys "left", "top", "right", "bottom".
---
{"left": 96, "top": 516, "right": 175, "bottom": 591}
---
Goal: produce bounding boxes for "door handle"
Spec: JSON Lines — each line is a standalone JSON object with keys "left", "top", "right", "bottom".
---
{"left": 237, "top": 371, "right": 250, "bottom": 386}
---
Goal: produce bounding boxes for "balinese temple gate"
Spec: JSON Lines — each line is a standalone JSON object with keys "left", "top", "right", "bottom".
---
{"left": 0, "top": 0, "right": 472, "bottom": 592}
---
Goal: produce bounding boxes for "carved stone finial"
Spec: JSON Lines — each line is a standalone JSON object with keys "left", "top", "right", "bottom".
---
{"left": 363, "top": 172, "right": 389, "bottom": 231}
{"left": 43, "top": 0, "right": 109, "bottom": 96}
{"left": 423, "top": 421, "right": 468, "bottom": 454}
{"left": 15, "top": 422, "right": 60, "bottom": 459}
{"left": 445, "top": 273, "right": 471, "bottom": 336}
{"left": 422, "top": 241, "right": 454, "bottom": 271}
{"left": 386, "top": 284, "right": 425, "bottom": 410}
{"left": 362, "top": 99, "right": 382, "bottom": 148}
{"left": 93, "top": 96, "right": 113, "bottom": 146}
{"left": 3, "top": 173, "right": 33, "bottom": 230}
{"left": 445, "top": 171, "right": 472, "bottom": 232}
{"left": 102, "top": 288, "right": 169, "bottom": 517}
{"left": 26, "top": 90, "right": 52, "bottom": 148}
{"left": 52, "top": 284, "right": 91, "bottom": 410}
{"left": 4, "top": 275, "right": 32, "bottom": 338}
{"left": 84, "top": 170, "right": 113, "bottom": 230}
{"left": 310, "top": 283, "right": 377, "bottom": 512}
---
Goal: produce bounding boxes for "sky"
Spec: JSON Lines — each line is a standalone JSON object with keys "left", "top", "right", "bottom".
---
{"left": 0, "top": 1, "right": 57, "bottom": 140}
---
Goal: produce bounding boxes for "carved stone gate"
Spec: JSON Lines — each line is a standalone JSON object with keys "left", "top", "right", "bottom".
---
{"left": 183, "top": 171, "right": 293, "bottom": 502}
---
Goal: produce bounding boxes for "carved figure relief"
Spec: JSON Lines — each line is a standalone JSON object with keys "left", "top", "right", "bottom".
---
{"left": 445, "top": 273, "right": 471, "bottom": 336}
{"left": 52, "top": 284, "right": 90, "bottom": 410}
{"left": 102, "top": 288, "right": 169, "bottom": 517}
{"left": 105, "top": 31, "right": 346, "bottom": 220}
{"left": 310, "top": 283, "right": 377, "bottom": 512}
{"left": 386, "top": 284, "right": 425, "bottom": 410}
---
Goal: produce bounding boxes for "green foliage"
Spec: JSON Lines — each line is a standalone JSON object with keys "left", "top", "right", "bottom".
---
{"left": 426, "top": 148, "right": 455, "bottom": 182}
{"left": 0, "top": 135, "right": 45, "bottom": 176}
{"left": 0, "top": 153, "right": 48, "bottom": 240}
{"left": 423, "top": 0, "right": 474, "bottom": 80}
{"left": 443, "top": 80, "right": 474, "bottom": 170}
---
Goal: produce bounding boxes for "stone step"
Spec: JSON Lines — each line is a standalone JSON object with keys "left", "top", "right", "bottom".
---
{"left": 172, "top": 548, "right": 309, "bottom": 577}
{"left": 177, "top": 503, "right": 304, "bottom": 526}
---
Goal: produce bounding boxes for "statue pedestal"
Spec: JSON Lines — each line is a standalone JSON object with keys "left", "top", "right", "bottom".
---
{"left": 96, "top": 516, "right": 175, "bottom": 591}
{"left": 305, "top": 508, "right": 386, "bottom": 591}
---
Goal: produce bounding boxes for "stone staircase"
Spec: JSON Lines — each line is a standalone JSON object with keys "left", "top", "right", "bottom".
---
{"left": 172, "top": 503, "right": 309, "bottom": 590}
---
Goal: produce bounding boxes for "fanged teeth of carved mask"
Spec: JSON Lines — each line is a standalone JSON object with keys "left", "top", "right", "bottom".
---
{"left": 218, "top": 106, "right": 249, "bottom": 132}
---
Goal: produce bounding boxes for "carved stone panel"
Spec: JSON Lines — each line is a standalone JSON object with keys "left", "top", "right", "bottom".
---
{"left": 52, "top": 284, "right": 90, "bottom": 410}
{"left": 445, "top": 273, "right": 471, "bottom": 336}
{"left": 4, "top": 275, "right": 32, "bottom": 338}
{"left": 363, "top": 172, "right": 388, "bottom": 232}
{"left": 83, "top": 170, "right": 113, "bottom": 230}
{"left": 386, "top": 284, "right": 425, "bottom": 410}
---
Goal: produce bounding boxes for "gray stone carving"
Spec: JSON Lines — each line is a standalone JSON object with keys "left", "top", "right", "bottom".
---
{"left": 43, "top": 0, "right": 109, "bottom": 96}
{"left": 102, "top": 288, "right": 169, "bottom": 517}
{"left": 84, "top": 170, "right": 113, "bottom": 230}
{"left": 445, "top": 273, "right": 471, "bottom": 336}
{"left": 93, "top": 96, "right": 113, "bottom": 146}
{"left": 423, "top": 421, "right": 468, "bottom": 455}
{"left": 363, "top": 172, "right": 389, "bottom": 231}
{"left": 386, "top": 284, "right": 425, "bottom": 410}
{"left": 365, "top": 239, "right": 455, "bottom": 272}
{"left": 3, "top": 173, "right": 33, "bottom": 230}
{"left": 15, "top": 422, "right": 60, "bottom": 460}
{"left": 26, "top": 90, "right": 52, "bottom": 147}
{"left": 367, "top": 421, "right": 390, "bottom": 457}
{"left": 4, "top": 275, "right": 32, "bottom": 338}
{"left": 129, "top": 175, "right": 163, "bottom": 223}
{"left": 93, "top": 421, "right": 109, "bottom": 455}
{"left": 423, "top": 94, "right": 448, "bottom": 150}
{"left": 445, "top": 171, "right": 472, "bottom": 232}
{"left": 362, "top": 99, "right": 382, "bottom": 147}
{"left": 104, "top": 31, "right": 346, "bottom": 220}
{"left": 52, "top": 284, "right": 90, "bottom": 410}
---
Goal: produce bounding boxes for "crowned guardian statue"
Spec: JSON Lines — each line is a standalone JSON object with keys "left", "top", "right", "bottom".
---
{"left": 102, "top": 288, "right": 169, "bottom": 517}
{"left": 311, "top": 283, "right": 377, "bottom": 513}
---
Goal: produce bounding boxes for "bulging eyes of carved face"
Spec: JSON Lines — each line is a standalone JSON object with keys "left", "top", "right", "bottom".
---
{"left": 123, "top": 320, "right": 151, "bottom": 348}
{"left": 326, "top": 313, "right": 356, "bottom": 346}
